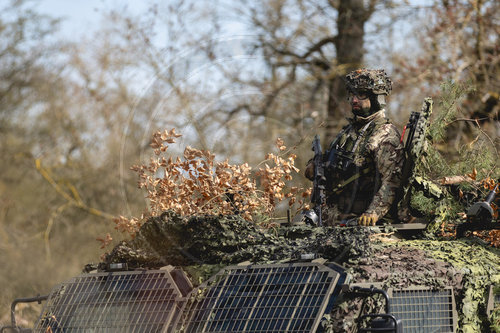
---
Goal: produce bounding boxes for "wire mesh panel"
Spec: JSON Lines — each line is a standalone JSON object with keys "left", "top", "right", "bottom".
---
{"left": 33, "top": 270, "right": 185, "bottom": 333}
{"left": 389, "top": 287, "right": 457, "bottom": 333}
{"left": 487, "top": 284, "right": 500, "bottom": 316}
{"left": 178, "top": 263, "right": 342, "bottom": 333}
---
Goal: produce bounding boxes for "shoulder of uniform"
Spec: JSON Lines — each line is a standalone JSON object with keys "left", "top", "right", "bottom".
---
{"left": 369, "top": 122, "right": 402, "bottom": 145}
{"left": 380, "top": 122, "right": 400, "bottom": 134}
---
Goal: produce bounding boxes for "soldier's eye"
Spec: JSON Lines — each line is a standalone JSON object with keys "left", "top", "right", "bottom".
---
{"left": 348, "top": 93, "right": 369, "bottom": 101}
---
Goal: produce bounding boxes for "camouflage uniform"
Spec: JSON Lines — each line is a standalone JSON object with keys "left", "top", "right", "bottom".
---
{"left": 309, "top": 69, "right": 404, "bottom": 225}
{"left": 323, "top": 110, "right": 404, "bottom": 222}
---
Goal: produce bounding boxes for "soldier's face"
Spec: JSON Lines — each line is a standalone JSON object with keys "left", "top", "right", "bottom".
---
{"left": 349, "top": 92, "right": 371, "bottom": 116}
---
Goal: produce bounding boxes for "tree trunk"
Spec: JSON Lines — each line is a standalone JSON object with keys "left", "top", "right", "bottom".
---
{"left": 326, "top": 0, "right": 370, "bottom": 144}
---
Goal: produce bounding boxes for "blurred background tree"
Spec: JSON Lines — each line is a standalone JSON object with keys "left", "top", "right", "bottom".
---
{"left": 0, "top": 0, "right": 498, "bottom": 325}
{"left": 392, "top": 0, "right": 499, "bottom": 156}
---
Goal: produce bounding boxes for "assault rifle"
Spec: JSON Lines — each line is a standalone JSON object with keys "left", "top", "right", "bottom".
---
{"left": 395, "top": 98, "right": 435, "bottom": 213}
{"left": 311, "top": 135, "right": 326, "bottom": 226}
{"left": 402, "top": 99, "right": 432, "bottom": 191}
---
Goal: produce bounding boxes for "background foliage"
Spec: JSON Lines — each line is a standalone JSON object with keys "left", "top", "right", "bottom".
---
{"left": 0, "top": 0, "right": 498, "bottom": 326}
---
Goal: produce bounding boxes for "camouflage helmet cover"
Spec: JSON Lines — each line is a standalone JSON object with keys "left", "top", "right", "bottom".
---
{"left": 345, "top": 68, "right": 392, "bottom": 96}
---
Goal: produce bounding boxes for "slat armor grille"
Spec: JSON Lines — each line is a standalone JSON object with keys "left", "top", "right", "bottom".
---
{"left": 178, "top": 263, "right": 341, "bottom": 333}
{"left": 389, "top": 287, "right": 457, "bottom": 333}
{"left": 34, "top": 270, "right": 183, "bottom": 333}
{"left": 487, "top": 285, "right": 500, "bottom": 317}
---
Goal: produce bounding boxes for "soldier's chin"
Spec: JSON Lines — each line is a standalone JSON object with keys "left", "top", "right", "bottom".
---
{"left": 352, "top": 107, "right": 369, "bottom": 117}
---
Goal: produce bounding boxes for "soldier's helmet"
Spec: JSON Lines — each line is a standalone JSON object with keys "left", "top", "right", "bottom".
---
{"left": 345, "top": 69, "right": 392, "bottom": 96}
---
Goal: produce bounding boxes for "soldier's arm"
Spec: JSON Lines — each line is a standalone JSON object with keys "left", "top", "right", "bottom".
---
{"left": 365, "top": 124, "right": 404, "bottom": 218}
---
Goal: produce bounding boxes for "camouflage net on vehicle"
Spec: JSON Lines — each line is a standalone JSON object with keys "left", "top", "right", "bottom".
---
{"left": 101, "top": 211, "right": 374, "bottom": 279}
{"left": 324, "top": 239, "right": 500, "bottom": 332}
{"left": 100, "top": 212, "right": 500, "bottom": 332}
{"left": 400, "top": 239, "right": 500, "bottom": 333}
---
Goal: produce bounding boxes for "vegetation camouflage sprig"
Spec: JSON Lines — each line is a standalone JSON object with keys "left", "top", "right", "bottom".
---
{"left": 110, "top": 129, "right": 310, "bottom": 239}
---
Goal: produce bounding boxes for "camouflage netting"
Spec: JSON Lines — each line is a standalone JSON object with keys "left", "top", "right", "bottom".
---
{"left": 327, "top": 244, "right": 464, "bottom": 332}
{"left": 100, "top": 212, "right": 500, "bottom": 332}
{"left": 399, "top": 240, "right": 500, "bottom": 333}
{"left": 325, "top": 239, "right": 500, "bottom": 332}
{"left": 102, "top": 211, "right": 374, "bottom": 274}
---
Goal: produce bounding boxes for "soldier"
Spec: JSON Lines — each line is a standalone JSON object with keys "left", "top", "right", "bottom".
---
{"left": 305, "top": 69, "right": 404, "bottom": 226}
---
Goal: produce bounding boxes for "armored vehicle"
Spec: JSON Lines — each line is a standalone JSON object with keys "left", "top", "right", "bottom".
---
{"left": 2, "top": 261, "right": 470, "bottom": 332}
{"left": 2, "top": 209, "right": 499, "bottom": 332}
{"left": 2, "top": 97, "right": 499, "bottom": 332}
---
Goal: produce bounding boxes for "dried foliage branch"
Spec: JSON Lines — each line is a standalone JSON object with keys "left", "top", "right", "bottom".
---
{"left": 114, "top": 129, "right": 310, "bottom": 238}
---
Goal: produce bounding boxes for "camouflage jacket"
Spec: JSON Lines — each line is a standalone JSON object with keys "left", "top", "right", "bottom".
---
{"left": 324, "top": 110, "right": 404, "bottom": 220}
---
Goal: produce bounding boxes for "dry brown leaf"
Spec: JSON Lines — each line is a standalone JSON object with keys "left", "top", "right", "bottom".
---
{"left": 119, "top": 128, "right": 309, "bottom": 237}
{"left": 467, "top": 167, "right": 477, "bottom": 180}
{"left": 96, "top": 233, "right": 113, "bottom": 249}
